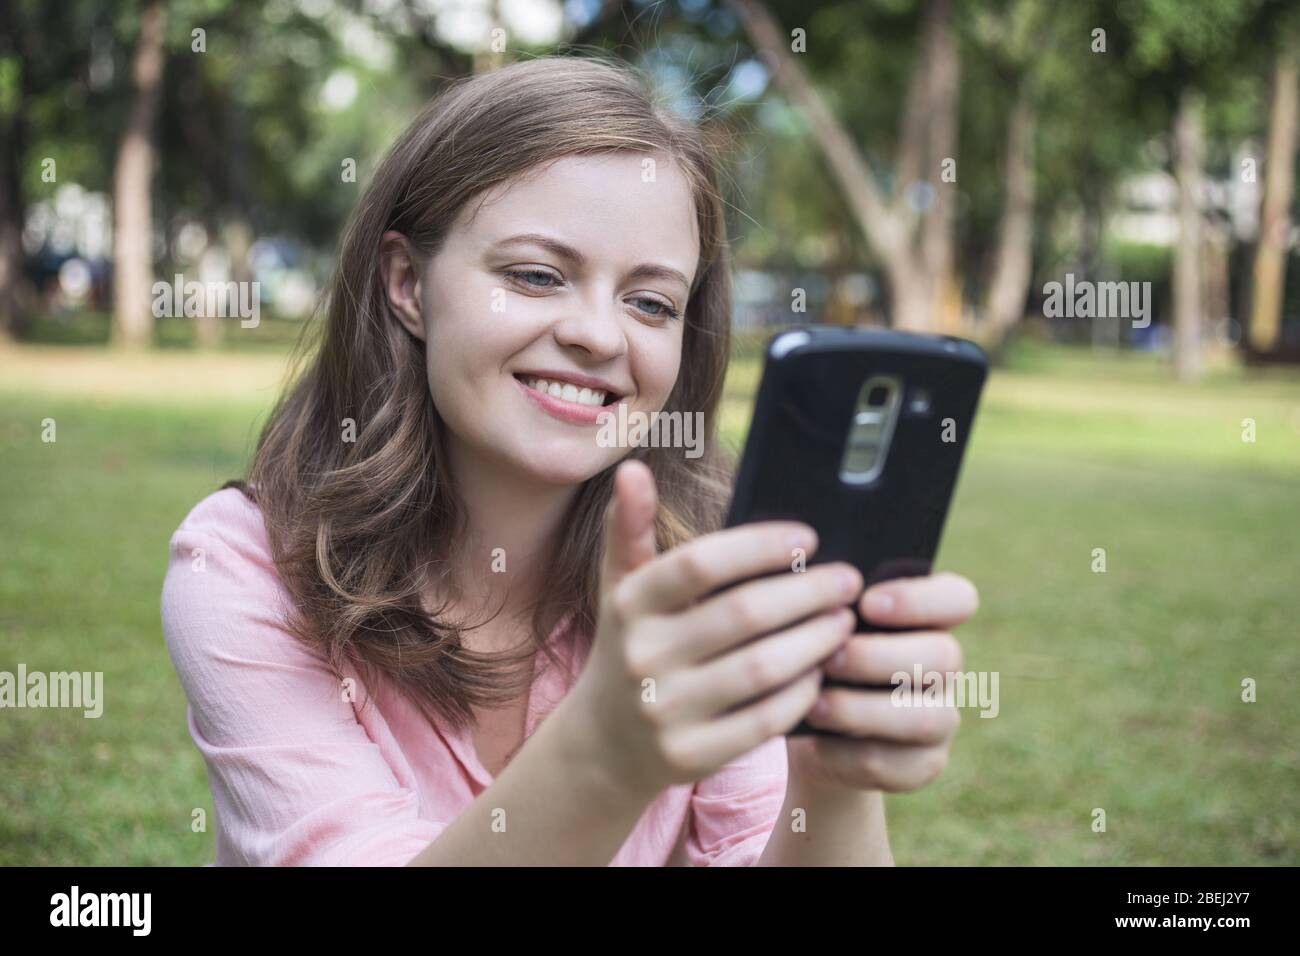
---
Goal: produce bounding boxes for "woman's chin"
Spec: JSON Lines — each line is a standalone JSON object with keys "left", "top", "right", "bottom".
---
{"left": 509, "top": 443, "right": 620, "bottom": 488}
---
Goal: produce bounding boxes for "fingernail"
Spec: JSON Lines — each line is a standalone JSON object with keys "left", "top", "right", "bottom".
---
{"left": 829, "top": 646, "right": 849, "bottom": 670}
{"left": 811, "top": 694, "right": 831, "bottom": 718}
{"left": 864, "top": 590, "right": 895, "bottom": 617}
{"left": 838, "top": 570, "right": 860, "bottom": 596}
{"left": 787, "top": 528, "right": 814, "bottom": 551}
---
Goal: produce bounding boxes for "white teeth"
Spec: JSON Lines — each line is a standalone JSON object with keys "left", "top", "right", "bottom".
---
{"left": 523, "top": 376, "right": 608, "bottom": 407}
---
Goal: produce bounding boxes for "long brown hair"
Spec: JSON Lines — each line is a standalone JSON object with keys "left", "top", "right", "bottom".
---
{"left": 229, "top": 56, "right": 735, "bottom": 733}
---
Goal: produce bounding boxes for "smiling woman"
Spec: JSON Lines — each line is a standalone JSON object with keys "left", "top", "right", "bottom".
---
{"left": 379, "top": 150, "right": 701, "bottom": 482}
{"left": 159, "top": 55, "right": 905, "bottom": 868}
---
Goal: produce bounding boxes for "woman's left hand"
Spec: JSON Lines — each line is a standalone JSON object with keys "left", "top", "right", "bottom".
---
{"left": 786, "top": 571, "right": 979, "bottom": 793}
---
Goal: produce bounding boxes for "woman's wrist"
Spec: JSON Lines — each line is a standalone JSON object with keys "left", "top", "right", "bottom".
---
{"left": 785, "top": 733, "right": 850, "bottom": 793}
{"left": 787, "top": 738, "right": 895, "bottom": 861}
{"left": 760, "top": 755, "right": 894, "bottom": 865}
{"left": 546, "top": 692, "right": 665, "bottom": 806}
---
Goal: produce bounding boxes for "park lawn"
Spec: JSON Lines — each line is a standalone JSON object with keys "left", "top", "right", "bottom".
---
{"left": 0, "top": 337, "right": 1297, "bottom": 865}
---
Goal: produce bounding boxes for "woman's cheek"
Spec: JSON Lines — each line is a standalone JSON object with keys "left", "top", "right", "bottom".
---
{"left": 628, "top": 330, "right": 683, "bottom": 411}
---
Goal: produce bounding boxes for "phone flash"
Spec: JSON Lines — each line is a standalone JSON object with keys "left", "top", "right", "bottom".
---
{"left": 908, "top": 390, "right": 932, "bottom": 415}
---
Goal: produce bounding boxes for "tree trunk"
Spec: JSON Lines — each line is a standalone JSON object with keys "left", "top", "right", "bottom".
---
{"left": 473, "top": 0, "right": 507, "bottom": 73}
{"left": 0, "top": 99, "right": 29, "bottom": 342}
{"left": 196, "top": 217, "right": 254, "bottom": 348}
{"left": 111, "top": 0, "right": 166, "bottom": 349}
{"left": 919, "top": 0, "right": 960, "bottom": 334}
{"left": 1172, "top": 87, "right": 1204, "bottom": 382}
{"left": 726, "top": 0, "right": 949, "bottom": 333}
{"left": 1203, "top": 217, "right": 1231, "bottom": 346}
{"left": 1248, "top": 48, "right": 1298, "bottom": 354}
{"left": 982, "top": 82, "right": 1037, "bottom": 346}
{"left": 0, "top": 1, "right": 32, "bottom": 340}
{"left": 887, "top": 260, "right": 933, "bottom": 333}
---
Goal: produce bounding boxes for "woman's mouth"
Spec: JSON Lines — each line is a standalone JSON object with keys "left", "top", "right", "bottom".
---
{"left": 516, "top": 374, "right": 616, "bottom": 407}
{"left": 513, "top": 373, "right": 624, "bottom": 426}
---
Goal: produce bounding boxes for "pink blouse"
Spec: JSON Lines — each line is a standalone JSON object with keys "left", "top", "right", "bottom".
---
{"left": 160, "top": 488, "right": 789, "bottom": 866}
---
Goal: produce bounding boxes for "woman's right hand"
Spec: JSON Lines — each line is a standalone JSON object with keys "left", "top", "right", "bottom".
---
{"left": 561, "top": 459, "right": 863, "bottom": 799}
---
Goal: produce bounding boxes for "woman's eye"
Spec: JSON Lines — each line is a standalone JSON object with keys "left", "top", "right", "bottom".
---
{"left": 630, "top": 296, "right": 680, "bottom": 320}
{"left": 505, "top": 269, "right": 561, "bottom": 289}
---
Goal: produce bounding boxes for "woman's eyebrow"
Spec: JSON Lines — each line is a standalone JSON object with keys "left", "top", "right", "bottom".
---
{"left": 626, "top": 263, "right": 691, "bottom": 292}
{"left": 493, "top": 233, "right": 586, "bottom": 265}
{"left": 493, "top": 233, "right": 690, "bottom": 291}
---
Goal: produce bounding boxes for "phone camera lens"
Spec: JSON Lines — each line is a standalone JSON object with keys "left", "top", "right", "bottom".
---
{"left": 866, "top": 385, "right": 890, "bottom": 407}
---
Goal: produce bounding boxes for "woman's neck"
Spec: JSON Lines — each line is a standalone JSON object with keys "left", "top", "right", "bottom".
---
{"left": 438, "top": 440, "right": 581, "bottom": 626}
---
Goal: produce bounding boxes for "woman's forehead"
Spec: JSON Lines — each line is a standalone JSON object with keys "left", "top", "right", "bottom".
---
{"left": 457, "top": 153, "right": 701, "bottom": 270}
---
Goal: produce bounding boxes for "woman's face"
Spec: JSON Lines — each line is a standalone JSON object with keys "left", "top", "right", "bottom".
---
{"left": 388, "top": 152, "right": 700, "bottom": 487}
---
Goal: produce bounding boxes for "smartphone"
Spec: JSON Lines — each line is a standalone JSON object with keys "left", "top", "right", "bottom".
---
{"left": 724, "top": 325, "right": 988, "bottom": 736}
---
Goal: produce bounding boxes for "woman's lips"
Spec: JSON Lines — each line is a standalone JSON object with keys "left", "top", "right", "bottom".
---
{"left": 514, "top": 376, "right": 620, "bottom": 426}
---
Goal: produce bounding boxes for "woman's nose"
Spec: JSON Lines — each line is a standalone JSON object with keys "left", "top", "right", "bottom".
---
{"left": 551, "top": 290, "right": 627, "bottom": 360}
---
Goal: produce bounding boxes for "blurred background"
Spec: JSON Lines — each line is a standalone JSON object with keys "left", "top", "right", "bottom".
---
{"left": 0, "top": 0, "right": 1296, "bottom": 865}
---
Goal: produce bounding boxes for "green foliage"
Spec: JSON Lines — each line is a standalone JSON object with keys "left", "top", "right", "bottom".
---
{"left": 6, "top": 0, "right": 1292, "bottom": 326}
{"left": 1103, "top": 239, "right": 1173, "bottom": 285}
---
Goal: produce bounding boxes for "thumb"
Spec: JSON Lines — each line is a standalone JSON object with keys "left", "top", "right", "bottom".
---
{"left": 600, "top": 459, "right": 659, "bottom": 596}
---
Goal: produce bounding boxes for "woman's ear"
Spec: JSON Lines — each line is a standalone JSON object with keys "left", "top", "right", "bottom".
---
{"left": 380, "top": 230, "right": 426, "bottom": 341}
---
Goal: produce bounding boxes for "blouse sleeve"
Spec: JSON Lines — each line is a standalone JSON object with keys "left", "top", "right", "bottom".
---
{"left": 683, "top": 733, "right": 789, "bottom": 866}
{"left": 160, "top": 492, "right": 447, "bottom": 866}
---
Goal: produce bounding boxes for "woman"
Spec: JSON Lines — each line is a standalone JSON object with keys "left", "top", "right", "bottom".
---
{"left": 161, "top": 55, "right": 977, "bottom": 866}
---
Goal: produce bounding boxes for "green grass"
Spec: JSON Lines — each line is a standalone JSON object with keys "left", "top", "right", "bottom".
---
{"left": 0, "top": 389, "right": 271, "bottom": 865}
{"left": 1, "top": 337, "right": 1297, "bottom": 865}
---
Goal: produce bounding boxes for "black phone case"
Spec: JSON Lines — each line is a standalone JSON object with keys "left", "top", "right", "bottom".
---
{"left": 723, "top": 326, "right": 987, "bottom": 736}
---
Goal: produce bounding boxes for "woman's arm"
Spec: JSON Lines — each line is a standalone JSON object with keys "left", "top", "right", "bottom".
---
{"left": 406, "top": 700, "right": 659, "bottom": 866}
{"left": 757, "top": 778, "right": 893, "bottom": 866}
{"left": 161, "top": 493, "right": 658, "bottom": 866}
